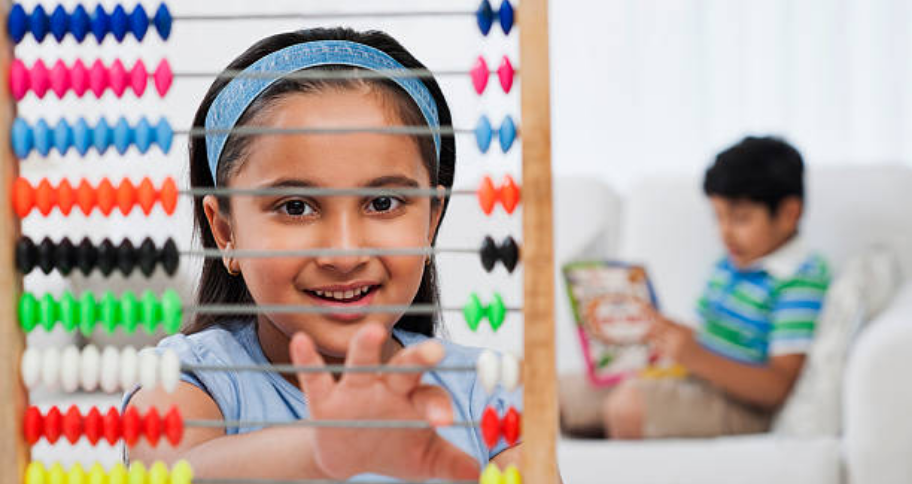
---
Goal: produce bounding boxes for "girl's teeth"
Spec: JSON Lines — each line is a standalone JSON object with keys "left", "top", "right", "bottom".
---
{"left": 333, "top": 291, "right": 343, "bottom": 299}
{"left": 315, "top": 290, "right": 324, "bottom": 297}
{"left": 344, "top": 290, "right": 354, "bottom": 298}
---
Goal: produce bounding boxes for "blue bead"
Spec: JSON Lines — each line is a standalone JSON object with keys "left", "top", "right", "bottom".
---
{"left": 30, "top": 4, "right": 49, "bottom": 43}
{"left": 8, "top": 4, "right": 27, "bottom": 44}
{"left": 153, "top": 3, "right": 171, "bottom": 40}
{"left": 499, "top": 1, "right": 514, "bottom": 35}
{"left": 476, "top": 0, "right": 494, "bottom": 36}
{"left": 475, "top": 115, "right": 493, "bottom": 154}
{"left": 53, "top": 119, "right": 73, "bottom": 155}
{"left": 155, "top": 118, "right": 173, "bottom": 153}
{"left": 34, "top": 119, "right": 52, "bottom": 157}
{"left": 498, "top": 115, "right": 517, "bottom": 153}
{"left": 49, "top": 5, "right": 68, "bottom": 42}
{"left": 73, "top": 118, "right": 92, "bottom": 156}
{"left": 93, "top": 118, "right": 111, "bottom": 154}
{"left": 70, "top": 5, "right": 89, "bottom": 42}
{"left": 90, "top": 5, "right": 109, "bottom": 43}
{"left": 134, "top": 118, "right": 152, "bottom": 154}
{"left": 130, "top": 4, "right": 148, "bottom": 41}
{"left": 110, "top": 4, "right": 128, "bottom": 42}
{"left": 113, "top": 117, "right": 132, "bottom": 154}
{"left": 12, "top": 118, "right": 33, "bottom": 158}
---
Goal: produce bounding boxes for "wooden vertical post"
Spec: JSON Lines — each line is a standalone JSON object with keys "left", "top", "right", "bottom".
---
{"left": 519, "top": 0, "right": 558, "bottom": 483}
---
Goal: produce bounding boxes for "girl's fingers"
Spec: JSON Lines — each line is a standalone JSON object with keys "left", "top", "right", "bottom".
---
{"left": 411, "top": 384, "right": 453, "bottom": 427}
{"left": 342, "top": 323, "right": 386, "bottom": 387}
{"left": 290, "top": 332, "right": 334, "bottom": 403}
{"left": 384, "top": 341, "right": 445, "bottom": 395}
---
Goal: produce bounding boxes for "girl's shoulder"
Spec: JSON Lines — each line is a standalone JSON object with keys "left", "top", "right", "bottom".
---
{"left": 158, "top": 321, "right": 262, "bottom": 367}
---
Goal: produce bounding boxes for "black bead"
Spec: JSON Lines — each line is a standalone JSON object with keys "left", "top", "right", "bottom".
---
{"left": 37, "top": 237, "right": 56, "bottom": 274}
{"left": 15, "top": 237, "right": 36, "bottom": 274}
{"left": 499, "top": 236, "right": 520, "bottom": 273}
{"left": 76, "top": 238, "right": 97, "bottom": 276}
{"left": 117, "top": 239, "right": 136, "bottom": 276}
{"left": 55, "top": 237, "right": 76, "bottom": 276}
{"left": 160, "top": 238, "right": 179, "bottom": 276}
{"left": 480, "top": 236, "right": 498, "bottom": 272}
{"left": 138, "top": 238, "right": 158, "bottom": 277}
{"left": 97, "top": 239, "right": 117, "bottom": 276}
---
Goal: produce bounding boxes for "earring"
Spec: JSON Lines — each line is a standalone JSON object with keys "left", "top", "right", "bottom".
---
{"left": 224, "top": 242, "right": 239, "bottom": 276}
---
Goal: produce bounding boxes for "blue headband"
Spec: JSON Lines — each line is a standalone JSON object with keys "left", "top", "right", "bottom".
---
{"left": 205, "top": 40, "right": 441, "bottom": 184}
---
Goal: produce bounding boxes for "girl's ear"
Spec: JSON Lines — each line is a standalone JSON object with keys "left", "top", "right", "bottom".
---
{"left": 427, "top": 186, "right": 446, "bottom": 244}
{"left": 203, "top": 195, "right": 235, "bottom": 250}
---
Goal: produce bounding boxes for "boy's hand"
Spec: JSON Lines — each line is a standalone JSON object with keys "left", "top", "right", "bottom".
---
{"left": 641, "top": 304, "right": 701, "bottom": 368}
{"left": 290, "top": 324, "right": 480, "bottom": 481}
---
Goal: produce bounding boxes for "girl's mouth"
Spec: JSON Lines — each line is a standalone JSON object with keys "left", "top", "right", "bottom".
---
{"left": 304, "top": 285, "right": 380, "bottom": 321}
{"left": 305, "top": 285, "right": 378, "bottom": 303}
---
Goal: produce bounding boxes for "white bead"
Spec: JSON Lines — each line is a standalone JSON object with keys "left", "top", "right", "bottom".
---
{"left": 21, "top": 347, "right": 41, "bottom": 389}
{"left": 59, "top": 346, "right": 81, "bottom": 393}
{"left": 119, "top": 346, "right": 139, "bottom": 391}
{"left": 501, "top": 353, "right": 521, "bottom": 392}
{"left": 477, "top": 349, "right": 500, "bottom": 393}
{"left": 99, "top": 346, "right": 121, "bottom": 393}
{"left": 159, "top": 350, "right": 180, "bottom": 393}
{"left": 41, "top": 346, "right": 61, "bottom": 390}
{"left": 139, "top": 349, "right": 158, "bottom": 390}
{"left": 80, "top": 345, "right": 100, "bottom": 392}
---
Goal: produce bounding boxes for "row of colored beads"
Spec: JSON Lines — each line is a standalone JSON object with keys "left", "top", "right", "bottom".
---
{"left": 16, "top": 236, "right": 180, "bottom": 277}
{"left": 18, "top": 290, "right": 182, "bottom": 335}
{"left": 24, "top": 460, "right": 192, "bottom": 484}
{"left": 9, "top": 3, "right": 171, "bottom": 44}
{"left": 10, "top": 58, "right": 172, "bottom": 100}
{"left": 480, "top": 406, "right": 521, "bottom": 447}
{"left": 464, "top": 292, "right": 508, "bottom": 331}
{"left": 13, "top": 117, "right": 173, "bottom": 158}
{"left": 21, "top": 345, "right": 180, "bottom": 393}
{"left": 12, "top": 177, "right": 179, "bottom": 218}
{"left": 476, "top": 350, "right": 521, "bottom": 393}
{"left": 25, "top": 405, "right": 182, "bottom": 447}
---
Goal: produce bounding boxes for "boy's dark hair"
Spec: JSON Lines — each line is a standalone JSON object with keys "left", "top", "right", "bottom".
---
{"left": 703, "top": 136, "right": 804, "bottom": 214}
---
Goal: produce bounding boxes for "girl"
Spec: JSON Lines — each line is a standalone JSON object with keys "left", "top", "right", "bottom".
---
{"left": 126, "top": 27, "right": 522, "bottom": 480}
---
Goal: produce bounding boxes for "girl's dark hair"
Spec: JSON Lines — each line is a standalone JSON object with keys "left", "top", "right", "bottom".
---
{"left": 184, "top": 28, "right": 455, "bottom": 337}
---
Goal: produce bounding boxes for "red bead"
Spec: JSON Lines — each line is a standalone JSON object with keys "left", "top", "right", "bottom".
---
{"left": 480, "top": 406, "right": 500, "bottom": 448}
{"left": 63, "top": 405, "right": 83, "bottom": 444}
{"left": 13, "top": 177, "right": 34, "bottom": 218}
{"left": 89, "top": 59, "right": 108, "bottom": 98}
{"left": 143, "top": 407, "right": 161, "bottom": 447}
{"left": 31, "top": 59, "right": 50, "bottom": 99}
{"left": 500, "top": 175, "right": 520, "bottom": 215}
{"left": 137, "top": 178, "right": 156, "bottom": 215}
{"left": 471, "top": 56, "right": 490, "bottom": 95}
{"left": 498, "top": 56, "right": 515, "bottom": 94}
{"left": 71, "top": 60, "right": 89, "bottom": 97}
{"left": 44, "top": 406, "right": 62, "bottom": 444}
{"left": 50, "top": 60, "right": 70, "bottom": 99}
{"left": 84, "top": 407, "right": 103, "bottom": 445}
{"left": 24, "top": 406, "right": 43, "bottom": 445}
{"left": 122, "top": 406, "right": 141, "bottom": 447}
{"left": 131, "top": 60, "right": 148, "bottom": 96}
{"left": 160, "top": 177, "right": 178, "bottom": 215}
{"left": 154, "top": 60, "right": 173, "bottom": 97}
{"left": 57, "top": 179, "right": 75, "bottom": 216}
{"left": 35, "top": 179, "right": 55, "bottom": 216}
{"left": 478, "top": 176, "right": 496, "bottom": 215}
{"left": 117, "top": 179, "right": 135, "bottom": 216}
{"left": 76, "top": 179, "right": 96, "bottom": 216}
{"left": 164, "top": 406, "right": 184, "bottom": 446}
{"left": 502, "top": 407, "right": 521, "bottom": 445}
{"left": 103, "top": 407, "right": 121, "bottom": 445}
{"left": 97, "top": 178, "right": 116, "bottom": 216}
{"left": 109, "top": 60, "right": 128, "bottom": 98}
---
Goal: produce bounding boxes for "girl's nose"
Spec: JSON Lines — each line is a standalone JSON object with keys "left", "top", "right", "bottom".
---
{"left": 314, "top": 211, "right": 370, "bottom": 274}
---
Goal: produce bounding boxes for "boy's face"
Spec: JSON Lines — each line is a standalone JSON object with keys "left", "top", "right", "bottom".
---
{"left": 709, "top": 196, "right": 802, "bottom": 268}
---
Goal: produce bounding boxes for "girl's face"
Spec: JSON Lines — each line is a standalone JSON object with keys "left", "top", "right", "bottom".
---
{"left": 204, "top": 87, "right": 442, "bottom": 361}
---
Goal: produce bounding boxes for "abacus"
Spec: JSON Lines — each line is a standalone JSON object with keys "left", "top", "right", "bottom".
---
{"left": 0, "top": 1, "right": 556, "bottom": 483}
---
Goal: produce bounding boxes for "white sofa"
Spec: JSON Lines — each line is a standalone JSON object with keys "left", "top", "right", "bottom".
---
{"left": 553, "top": 165, "right": 912, "bottom": 484}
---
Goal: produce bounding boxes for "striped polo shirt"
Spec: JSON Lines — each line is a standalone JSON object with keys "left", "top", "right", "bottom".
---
{"left": 696, "top": 237, "right": 831, "bottom": 365}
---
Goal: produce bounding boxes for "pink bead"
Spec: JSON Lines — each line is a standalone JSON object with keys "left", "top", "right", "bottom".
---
{"left": 130, "top": 60, "right": 148, "bottom": 97}
{"left": 89, "top": 60, "right": 108, "bottom": 98}
{"left": 471, "top": 56, "right": 489, "bottom": 95}
{"left": 109, "top": 60, "right": 127, "bottom": 98}
{"left": 154, "top": 60, "right": 172, "bottom": 97}
{"left": 50, "top": 60, "right": 70, "bottom": 99}
{"left": 71, "top": 60, "right": 88, "bottom": 97}
{"left": 30, "top": 60, "right": 50, "bottom": 99}
{"left": 498, "top": 56, "right": 514, "bottom": 94}
{"left": 10, "top": 59, "right": 29, "bottom": 101}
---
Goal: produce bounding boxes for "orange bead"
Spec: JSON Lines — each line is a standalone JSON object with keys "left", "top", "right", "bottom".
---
{"left": 137, "top": 178, "right": 156, "bottom": 215}
{"left": 97, "top": 178, "right": 116, "bottom": 216}
{"left": 13, "top": 177, "right": 34, "bottom": 218}
{"left": 478, "top": 176, "right": 496, "bottom": 215}
{"left": 500, "top": 175, "right": 520, "bottom": 214}
{"left": 159, "top": 177, "right": 178, "bottom": 215}
{"left": 117, "top": 179, "right": 136, "bottom": 216}
{"left": 57, "top": 179, "right": 75, "bottom": 216}
{"left": 35, "top": 179, "right": 55, "bottom": 216}
{"left": 76, "top": 179, "right": 95, "bottom": 215}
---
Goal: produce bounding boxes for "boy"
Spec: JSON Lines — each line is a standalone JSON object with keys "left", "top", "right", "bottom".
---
{"left": 599, "top": 136, "right": 830, "bottom": 438}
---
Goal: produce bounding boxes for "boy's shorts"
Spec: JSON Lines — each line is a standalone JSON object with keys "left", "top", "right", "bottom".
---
{"left": 559, "top": 374, "right": 773, "bottom": 438}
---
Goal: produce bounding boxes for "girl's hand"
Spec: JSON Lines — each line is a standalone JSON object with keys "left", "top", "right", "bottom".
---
{"left": 642, "top": 305, "right": 701, "bottom": 367}
{"left": 290, "top": 324, "right": 480, "bottom": 480}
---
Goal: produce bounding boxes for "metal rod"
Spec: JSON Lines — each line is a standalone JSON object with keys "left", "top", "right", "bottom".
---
{"left": 196, "top": 479, "right": 476, "bottom": 484}
{"left": 181, "top": 247, "right": 479, "bottom": 259}
{"left": 185, "top": 419, "right": 477, "bottom": 430}
{"left": 180, "top": 187, "right": 476, "bottom": 198}
{"left": 175, "top": 125, "right": 477, "bottom": 137}
{"left": 184, "top": 304, "right": 522, "bottom": 316}
{"left": 166, "top": 68, "right": 513, "bottom": 81}
{"left": 173, "top": 10, "right": 476, "bottom": 22}
{"left": 184, "top": 363, "right": 476, "bottom": 375}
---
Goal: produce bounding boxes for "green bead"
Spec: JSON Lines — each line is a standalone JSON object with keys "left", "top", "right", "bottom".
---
{"left": 464, "top": 292, "right": 483, "bottom": 331}
{"left": 18, "top": 292, "right": 38, "bottom": 332}
{"left": 79, "top": 292, "right": 97, "bottom": 336}
{"left": 121, "top": 291, "right": 140, "bottom": 334}
{"left": 100, "top": 291, "right": 120, "bottom": 334}
{"left": 161, "top": 289, "right": 183, "bottom": 334}
{"left": 39, "top": 293, "right": 58, "bottom": 332}
{"left": 59, "top": 291, "right": 79, "bottom": 332}
{"left": 141, "top": 290, "right": 161, "bottom": 333}
{"left": 487, "top": 293, "right": 506, "bottom": 331}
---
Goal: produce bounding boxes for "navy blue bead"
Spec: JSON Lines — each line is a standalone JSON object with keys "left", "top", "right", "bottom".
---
{"left": 73, "top": 118, "right": 92, "bottom": 156}
{"left": 130, "top": 4, "right": 148, "bottom": 41}
{"left": 90, "top": 5, "right": 109, "bottom": 43}
{"left": 70, "top": 5, "right": 89, "bottom": 42}
{"left": 110, "top": 5, "right": 128, "bottom": 42}
{"left": 476, "top": 0, "right": 494, "bottom": 36}
{"left": 30, "top": 4, "right": 49, "bottom": 43}
{"left": 49, "top": 5, "right": 68, "bottom": 42}
{"left": 499, "top": 0, "right": 514, "bottom": 35}
{"left": 11, "top": 118, "right": 33, "bottom": 159}
{"left": 8, "top": 4, "right": 27, "bottom": 44}
{"left": 153, "top": 3, "right": 171, "bottom": 40}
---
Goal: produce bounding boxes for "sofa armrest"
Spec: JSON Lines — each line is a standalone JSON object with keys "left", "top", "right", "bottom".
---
{"left": 844, "top": 281, "right": 912, "bottom": 484}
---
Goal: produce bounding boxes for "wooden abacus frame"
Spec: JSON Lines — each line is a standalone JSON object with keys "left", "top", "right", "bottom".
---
{"left": 0, "top": 0, "right": 557, "bottom": 483}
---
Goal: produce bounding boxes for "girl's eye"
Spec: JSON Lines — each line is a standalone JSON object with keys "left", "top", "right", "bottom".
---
{"left": 367, "top": 196, "right": 402, "bottom": 213}
{"left": 280, "top": 200, "right": 314, "bottom": 217}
